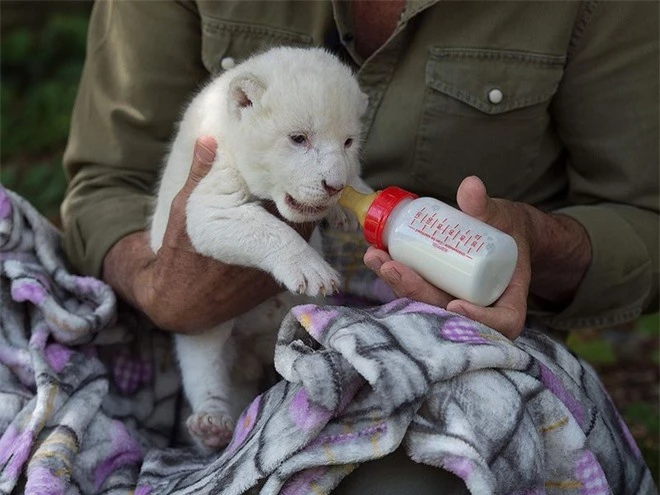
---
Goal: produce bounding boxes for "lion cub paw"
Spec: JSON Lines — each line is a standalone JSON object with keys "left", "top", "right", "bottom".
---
{"left": 272, "top": 249, "right": 340, "bottom": 297}
{"left": 187, "top": 411, "right": 235, "bottom": 452}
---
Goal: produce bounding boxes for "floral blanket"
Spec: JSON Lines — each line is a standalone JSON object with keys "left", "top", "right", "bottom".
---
{"left": 0, "top": 186, "right": 656, "bottom": 495}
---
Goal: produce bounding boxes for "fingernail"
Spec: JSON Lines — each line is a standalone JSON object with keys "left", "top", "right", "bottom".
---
{"left": 364, "top": 257, "right": 383, "bottom": 272}
{"left": 447, "top": 300, "right": 461, "bottom": 311}
{"left": 195, "top": 141, "right": 216, "bottom": 164}
{"left": 451, "top": 305, "right": 465, "bottom": 316}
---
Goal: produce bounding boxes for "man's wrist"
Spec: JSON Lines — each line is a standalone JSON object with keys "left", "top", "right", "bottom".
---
{"left": 523, "top": 205, "right": 592, "bottom": 305}
{"left": 102, "top": 231, "right": 155, "bottom": 314}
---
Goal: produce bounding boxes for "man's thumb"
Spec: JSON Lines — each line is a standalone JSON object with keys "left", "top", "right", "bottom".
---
{"left": 182, "top": 136, "right": 217, "bottom": 193}
{"left": 456, "top": 175, "right": 494, "bottom": 222}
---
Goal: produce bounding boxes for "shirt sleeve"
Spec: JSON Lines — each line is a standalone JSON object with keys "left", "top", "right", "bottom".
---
{"left": 532, "top": 1, "right": 659, "bottom": 330}
{"left": 61, "top": 0, "right": 208, "bottom": 277}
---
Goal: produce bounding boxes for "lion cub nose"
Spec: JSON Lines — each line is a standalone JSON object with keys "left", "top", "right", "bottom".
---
{"left": 322, "top": 180, "right": 343, "bottom": 197}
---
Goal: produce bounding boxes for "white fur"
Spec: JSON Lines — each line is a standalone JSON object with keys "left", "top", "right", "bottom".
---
{"left": 150, "top": 47, "right": 371, "bottom": 450}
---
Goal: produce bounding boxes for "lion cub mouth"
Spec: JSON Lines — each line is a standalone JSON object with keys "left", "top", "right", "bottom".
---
{"left": 285, "top": 194, "right": 328, "bottom": 215}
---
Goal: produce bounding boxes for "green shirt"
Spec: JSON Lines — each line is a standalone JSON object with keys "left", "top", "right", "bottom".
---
{"left": 61, "top": 0, "right": 659, "bottom": 330}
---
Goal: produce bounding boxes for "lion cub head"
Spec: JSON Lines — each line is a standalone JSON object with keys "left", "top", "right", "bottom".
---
{"left": 222, "top": 47, "right": 368, "bottom": 223}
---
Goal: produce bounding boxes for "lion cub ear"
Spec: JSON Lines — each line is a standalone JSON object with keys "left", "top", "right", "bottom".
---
{"left": 228, "top": 74, "right": 266, "bottom": 119}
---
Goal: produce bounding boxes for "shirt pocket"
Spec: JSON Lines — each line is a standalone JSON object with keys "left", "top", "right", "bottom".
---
{"left": 412, "top": 47, "right": 565, "bottom": 200}
{"left": 200, "top": 15, "right": 314, "bottom": 75}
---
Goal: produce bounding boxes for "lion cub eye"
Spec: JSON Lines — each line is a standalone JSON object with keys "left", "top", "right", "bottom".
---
{"left": 344, "top": 138, "right": 354, "bottom": 148}
{"left": 290, "top": 134, "right": 307, "bottom": 145}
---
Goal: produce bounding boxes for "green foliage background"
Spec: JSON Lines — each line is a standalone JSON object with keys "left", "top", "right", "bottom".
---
{"left": 2, "top": 13, "right": 88, "bottom": 222}
{"left": 1, "top": 4, "right": 658, "bottom": 483}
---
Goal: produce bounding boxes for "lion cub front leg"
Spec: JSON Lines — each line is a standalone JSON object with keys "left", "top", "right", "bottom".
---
{"left": 186, "top": 169, "right": 341, "bottom": 296}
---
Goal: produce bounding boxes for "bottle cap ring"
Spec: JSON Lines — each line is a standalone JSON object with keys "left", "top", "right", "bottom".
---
{"left": 363, "top": 187, "right": 418, "bottom": 249}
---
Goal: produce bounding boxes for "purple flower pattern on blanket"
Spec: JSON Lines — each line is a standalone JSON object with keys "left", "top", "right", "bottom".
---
{"left": 439, "top": 317, "right": 489, "bottom": 344}
{"left": 94, "top": 420, "right": 143, "bottom": 490}
{"left": 289, "top": 388, "right": 333, "bottom": 431}
{"left": 25, "top": 465, "right": 68, "bottom": 495}
{"left": 0, "top": 189, "right": 11, "bottom": 219}
{"left": 225, "top": 395, "right": 262, "bottom": 455}
{"left": 292, "top": 305, "right": 339, "bottom": 339}
{"left": 538, "top": 362, "right": 585, "bottom": 427}
{"left": 11, "top": 278, "right": 47, "bottom": 305}
{"left": 135, "top": 485, "right": 153, "bottom": 495}
{"left": 442, "top": 455, "right": 473, "bottom": 480}
{"left": 576, "top": 451, "right": 609, "bottom": 495}
{"left": 75, "top": 275, "right": 106, "bottom": 293}
{"left": 280, "top": 466, "right": 327, "bottom": 495}
{"left": 0, "top": 426, "right": 21, "bottom": 469}
{"left": 44, "top": 342, "right": 74, "bottom": 373}
{"left": 112, "top": 349, "right": 153, "bottom": 395}
{"left": 0, "top": 428, "right": 34, "bottom": 479}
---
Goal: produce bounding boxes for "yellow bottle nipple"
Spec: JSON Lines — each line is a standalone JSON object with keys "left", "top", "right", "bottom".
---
{"left": 338, "top": 186, "right": 380, "bottom": 227}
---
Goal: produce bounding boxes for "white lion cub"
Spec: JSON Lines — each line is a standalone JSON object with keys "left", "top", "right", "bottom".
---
{"left": 150, "top": 47, "right": 370, "bottom": 450}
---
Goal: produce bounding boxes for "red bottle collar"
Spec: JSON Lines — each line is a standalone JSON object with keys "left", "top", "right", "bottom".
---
{"left": 363, "top": 186, "right": 418, "bottom": 249}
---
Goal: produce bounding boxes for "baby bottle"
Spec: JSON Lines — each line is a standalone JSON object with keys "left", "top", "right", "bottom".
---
{"left": 338, "top": 186, "right": 518, "bottom": 307}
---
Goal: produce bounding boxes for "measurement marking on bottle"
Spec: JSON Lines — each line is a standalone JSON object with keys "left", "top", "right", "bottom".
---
{"left": 468, "top": 239, "right": 480, "bottom": 254}
{"left": 410, "top": 225, "right": 476, "bottom": 260}
{"left": 408, "top": 210, "right": 489, "bottom": 260}
{"left": 431, "top": 239, "right": 474, "bottom": 260}
{"left": 414, "top": 207, "right": 427, "bottom": 220}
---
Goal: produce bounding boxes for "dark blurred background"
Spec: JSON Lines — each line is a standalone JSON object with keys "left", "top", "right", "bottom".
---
{"left": 2, "top": 0, "right": 92, "bottom": 224}
{"left": 1, "top": 0, "right": 658, "bottom": 482}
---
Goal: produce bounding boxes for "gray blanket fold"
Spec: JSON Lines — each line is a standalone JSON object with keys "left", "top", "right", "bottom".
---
{"left": 0, "top": 186, "right": 656, "bottom": 495}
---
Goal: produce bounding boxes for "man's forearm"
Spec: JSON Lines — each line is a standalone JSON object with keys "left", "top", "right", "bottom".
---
{"left": 102, "top": 231, "right": 284, "bottom": 333}
{"left": 525, "top": 206, "right": 592, "bottom": 306}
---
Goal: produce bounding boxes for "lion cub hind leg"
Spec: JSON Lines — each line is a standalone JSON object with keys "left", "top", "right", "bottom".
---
{"left": 175, "top": 322, "right": 240, "bottom": 451}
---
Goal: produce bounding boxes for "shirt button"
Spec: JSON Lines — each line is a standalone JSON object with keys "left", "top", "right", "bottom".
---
{"left": 220, "top": 57, "right": 236, "bottom": 70}
{"left": 488, "top": 88, "right": 503, "bottom": 104}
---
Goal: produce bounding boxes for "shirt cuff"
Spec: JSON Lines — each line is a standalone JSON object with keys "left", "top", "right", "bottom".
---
{"left": 62, "top": 190, "right": 152, "bottom": 278}
{"left": 528, "top": 205, "right": 653, "bottom": 330}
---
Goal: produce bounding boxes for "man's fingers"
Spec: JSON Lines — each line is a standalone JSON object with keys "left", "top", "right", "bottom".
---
{"left": 165, "top": 136, "right": 217, "bottom": 248}
{"left": 363, "top": 246, "right": 391, "bottom": 272}
{"left": 364, "top": 247, "right": 453, "bottom": 308}
{"left": 447, "top": 255, "right": 531, "bottom": 339}
{"left": 179, "top": 136, "right": 218, "bottom": 197}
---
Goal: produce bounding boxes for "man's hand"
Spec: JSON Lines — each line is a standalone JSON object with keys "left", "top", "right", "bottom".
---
{"left": 102, "top": 136, "right": 304, "bottom": 333}
{"left": 364, "top": 176, "right": 591, "bottom": 339}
